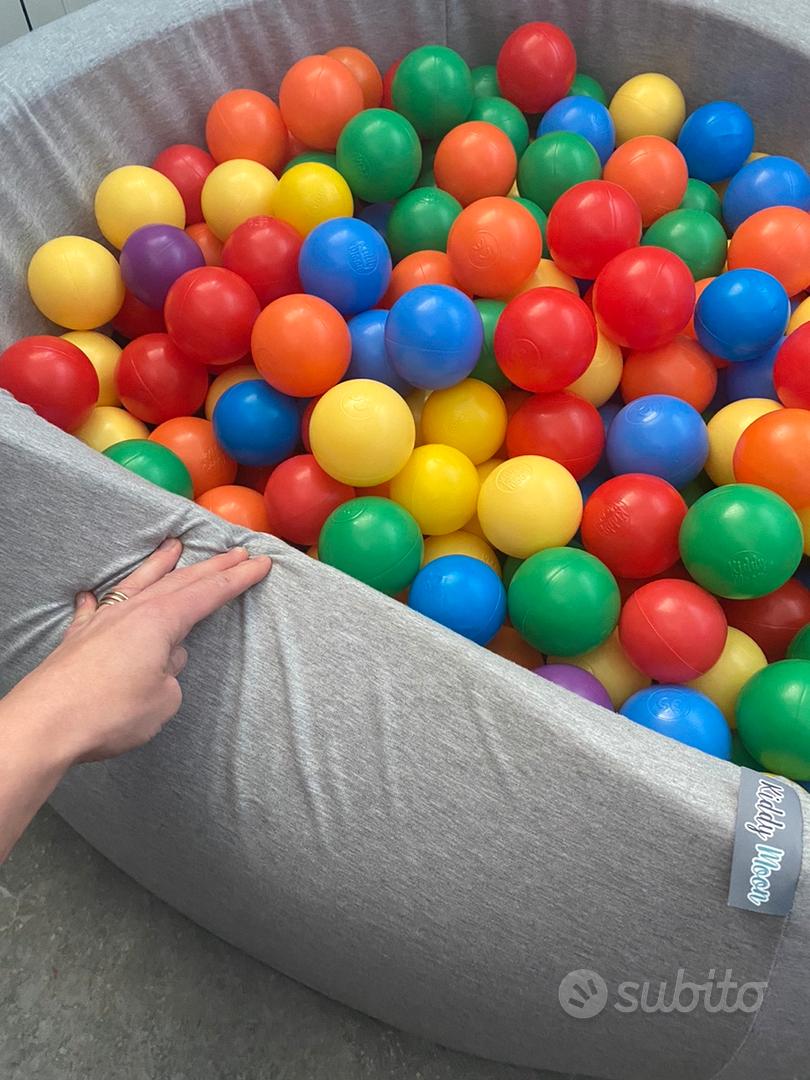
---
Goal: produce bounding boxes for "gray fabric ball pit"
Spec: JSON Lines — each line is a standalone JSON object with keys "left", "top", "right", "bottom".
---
{"left": 1, "top": 2, "right": 809, "bottom": 1077}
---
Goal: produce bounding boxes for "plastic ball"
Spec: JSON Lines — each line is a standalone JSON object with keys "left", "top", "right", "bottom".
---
{"left": 384, "top": 284, "right": 483, "bottom": 390}
{"left": 551, "top": 629, "right": 649, "bottom": 708}
{"left": 186, "top": 222, "right": 223, "bottom": 266}
{"left": 540, "top": 95, "right": 615, "bottom": 164}
{"left": 446, "top": 196, "right": 542, "bottom": 298}
{"left": 298, "top": 218, "right": 391, "bottom": 316}
{"left": 271, "top": 162, "right": 353, "bottom": 236}
{"left": 61, "top": 331, "right": 121, "bottom": 407}
{"left": 582, "top": 473, "right": 687, "bottom": 579}
{"left": 477, "top": 455, "right": 582, "bottom": 558}
{"left": 724, "top": 579, "right": 810, "bottom": 662}
{"left": 546, "top": 180, "right": 642, "bottom": 279}
{"left": 309, "top": 378, "right": 415, "bottom": 486}
{"left": 517, "top": 131, "right": 602, "bottom": 213}
{"left": 95, "top": 165, "right": 185, "bottom": 249}
{"left": 433, "top": 122, "right": 517, "bottom": 206}
{"left": 724, "top": 338, "right": 781, "bottom": 402}
{"left": 115, "top": 333, "right": 207, "bottom": 425}
{"left": 379, "top": 249, "right": 467, "bottom": 308}
{"left": 676, "top": 102, "right": 755, "bottom": 183}
{"left": 536, "top": 663, "right": 613, "bottom": 708}
{"left": 788, "top": 623, "right": 810, "bottom": 660}
{"left": 504, "top": 257, "right": 579, "bottom": 299}
{"left": 679, "top": 178, "right": 722, "bottom": 219}
{"left": 386, "top": 187, "right": 461, "bottom": 262}
{"left": 736, "top": 660, "right": 810, "bottom": 779}
{"left": 212, "top": 379, "right": 300, "bottom": 467}
{"left": 789, "top": 296, "right": 810, "bottom": 334}
{"left": 389, "top": 443, "right": 479, "bottom": 535}
{"left": 642, "top": 209, "right": 728, "bottom": 281}
{"left": 508, "top": 546, "right": 619, "bottom": 655}
{"left": 103, "top": 439, "right": 192, "bottom": 498}
{"left": 149, "top": 416, "right": 236, "bottom": 498}
{"left": 346, "top": 309, "right": 409, "bottom": 394}
{"left": 723, "top": 155, "right": 810, "bottom": 233}
{"left": 471, "top": 65, "right": 500, "bottom": 99}
{"left": 197, "top": 484, "right": 270, "bottom": 531}
{"left": 119, "top": 224, "right": 205, "bottom": 309}
{"left": 494, "top": 287, "right": 596, "bottom": 392}
{"left": 73, "top": 406, "right": 149, "bottom": 451}
{"left": 469, "top": 299, "right": 509, "bottom": 391}
{"left": 733, "top": 407, "right": 810, "bottom": 510}
{"left": 619, "top": 578, "right": 727, "bottom": 681}
{"left": 408, "top": 554, "right": 506, "bottom": 644}
{"left": 593, "top": 247, "right": 695, "bottom": 350}
{"left": 571, "top": 73, "right": 607, "bottom": 104}
{"left": 506, "top": 391, "right": 604, "bottom": 479}
{"left": 251, "top": 293, "right": 350, "bottom": 397}
{"left": 220, "top": 216, "right": 302, "bottom": 306}
{"left": 609, "top": 73, "right": 686, "bottom": 144}
{"left": 620, "top": 686, "right": 731, "bottom": 759}
{"left": 205, "top": 89, "right": 288, "bottom": 173}
{"left": 152, "top": 144, "right": 216, "bottom": 225}
{"left": 685, "top": 627, "right": 767, "bottom": 725}
{"left": 467, "top": 96, "right": 530, "bottom": 158}
{"left": 704, "top": 397, "right": 782, "bottom": 486}
{"left": 164, "top": 266, "right": 260, "bottom": 366}
{"left": 510, "top": 196, "right": 548, "bottom": 240}
{"left": 774, "top": 325, "right": 810, "bottom": 408}
{"left": 0, "top": 335, "right": 98, "bottom": 431}
{"left": 728, "top": 206, "right": 810, "bottom": 298}
{"left": 327, "top": 46, "right": 383, "bottom": 109}
{"left": 201, "top": 159, "right": 278, "bottom": 241}
{"left": 420, "top": 379, "right": 506, "bottom": 465}
{"left": 279, "top": 54, "right": 364, "bottom": 150}
{"left": 336, "top": 108, "right": 422, "bottom": 202}
{"left": 27, "top": 236, "right": 124, "bottom": 330}
{"left": 694, "top": 269, "right": 789, "bottom": 363}
{"left": 381, "top": 57, "right": 401, "bottom": 109}
{"left": 621, "top": 336, "right": 718, "bottom": 412}
{"left": 603, "top": 136, "right": 688, "bottom": 227}
{"left": 263, "top": 454, "right": 355, "bottom": 545}
{"left": 607, "top": 395, "right": 708, "bottom": 488}
{"left": 392, "top": 45, "right": 474, "bottom": 139}
{"left": 495, "top": 22, "right": 576, "bottom": 114}
{"left": 566, "top": 331, "right": 623, "bottom": 406}
{"left": 422, "top": 531, "right": 501, "bottom": 576}
{"left": 111, "top": 289, "right": 165, "bottom": 340}
{"left": 204, "top": 365, "right": 259, "bottom": 420}
{"left": 319, "top": 495, "right": 423, "bottom": 595}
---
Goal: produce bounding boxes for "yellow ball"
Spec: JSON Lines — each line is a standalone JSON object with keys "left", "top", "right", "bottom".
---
{"left": 465, "top": 457, "right": 505, "bottom": 539}
{"left": 609, "top": 73, "right": 686, "bottom": 144}
{"left": 504, "top": 258, "right": 578, "bottom": 299}
{"left": 477, "top": 455, "right": 582, "bottom": 558}
{"left": 61, "top": 331, "right": 121, "bottom": 406}
{"left": 390, "top": 444, "right": 480, "bottom": 536}
{"left": 686, "top": 627, "right": 767, "bottom": 727}
{"left": 271, "top": 163, "right": 353, "bottom": 236}
{"left": 201, "top": 159, "right": 278, "bottom": 241}
{"left": 789, "top": 296, "right": 810, "bottom": 334}
{"left": 310, "top": 378, "right": 415, "bottom": 486}
{"left": 205, "top": 364, "right": 260, "bottom": 419}
{"left": 72, "top": 406, "right": 148, "bottom": 451}
{"left": 422, "top": 530, "right": 502, "bottom": 576}
{"left": 95, "top": 165, "right": 185, "bottom": 249}
{"left": 420, "top": 378, "right": 507, "bottom": 464}
{"left": 565, "top": 331, "right": 623, "bottom": 406}
{"left": 705, "top": 397, "right": 782, "bottom": 486}
{"left": 28, "top": 236, "right": 125, "bottom": 330}
{"left": 551, "top": 630, "right": 651, "bottom": 708}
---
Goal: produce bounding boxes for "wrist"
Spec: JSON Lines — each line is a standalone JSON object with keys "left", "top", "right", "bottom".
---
{"left": 0, "top": 678, "right": 80, "bottom": 775}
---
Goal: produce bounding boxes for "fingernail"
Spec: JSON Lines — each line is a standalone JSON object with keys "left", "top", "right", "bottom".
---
{"left": 254, "top": 555, "right": 272, "bottom": 568}
{"left": 159, "top": 537, "right": 180, "bottom": 551}
{"left": 75, "top": 591, "right": 91, "bottom": 608}
{"left": 232, "top": 546, "right": 249, "bottom": 557}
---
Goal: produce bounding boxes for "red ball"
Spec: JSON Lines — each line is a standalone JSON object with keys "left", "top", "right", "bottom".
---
{"left": 152, "top": 144, "right": 216, "bottom": 226}
{"left": 722, "top": 580, "right": 810, "bottom": 662}
{"left": 774, "top": 324, "right": 810, "bottom": 409}
{"left": 164, "top": 267, "right": 260, "bottom": 366}
{"left": 496, "top": 22, "right": 576, "bottom": 114}
{"left": 111, "top": 289, "right": 166, "bottom": 339}
{"left": 115, "top": 333, "right": 208, "bottom": 424}
{"left": 619, "top": 578, "right": 727, "bottom": 682}
{"left": 505, "top": 390, "right": 604, "bottom": 479}
{"left": 582, "top": 474, "right": 687, "bottom": 579}
{"left": 0, "top": 335, "right": 98, "bottom": 431}
{"left": 593, "top": 246, "right": 695, "bottom": 350}
{"left": 381, "top": 58, "right": 402, "bottom": 110}
{"left": 221, "top": 216, "right": 303, "bottom": 307}
{"left": 546, "top": 180, "right": 642, "bottom": 280}
{"left": 494, "top": 286, "right": 597, "bottom": 392}
{"left": 264, "top": 453, "right": 355, "bottom": 545}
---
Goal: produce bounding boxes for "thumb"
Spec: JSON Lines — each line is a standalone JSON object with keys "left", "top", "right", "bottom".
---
{"left": 64, "top": 591, "right": 98, "bottom": 639}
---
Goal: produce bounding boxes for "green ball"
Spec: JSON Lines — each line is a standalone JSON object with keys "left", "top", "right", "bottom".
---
{"left": 336, "top": 109, "right": 422, "bottom": 203}
{"left": 508, "top": 547, "right": 620, "bottom": 655}
{"left": 319, "top": 496, "right": 423, "bottom": 596}
{"left": 736, "top": 660, "right": 810, "bottom": 780}
{"left": 282, "top": 151, "right": 337, "bottom": 174}
{"left": 502, "top": 555, "right": 523, "bottom": 589}
{"left": 730, "top": 731, "right": 762, "bottom": 770}
{"left": 679, "top": 178, "right": 722, "bottom": 221}
{"left": 787, "top": 623, "right": 810, "bottom": 660}
{"left": 466, "top": 96, "right": 530, "bottom": 157}
{"left": 510, "top": 196, "right": 548, "bottom": 246}
{"left": 642, "top": 209, "right": 728, "bottom": 280}
{"left": 471, "top": 299, "right": 511, "bottom": 391}
{"left": 517, "top": 132, "right": 602, "bottom": 213}
{"left": 471, "top": 64, "right": 500, "bottom": 99}
{"left": 386, "top": 187, "right": 462, "bottom": 261}
{"left": 103, "top": 439, "right": 193, "bottom": 498}
{"left": 570, "top": 73, "right": 608, "bottom": 105}
{"left": 679, "top": 484, "right": 803, "bottom": 599}
{"left": 392, "top": 46, "right": 474, "bottom": 139}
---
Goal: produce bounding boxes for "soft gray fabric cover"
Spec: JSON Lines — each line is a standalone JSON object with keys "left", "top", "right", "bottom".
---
{"left": 1, "top": 1, "right": 809, "bottom": 1077}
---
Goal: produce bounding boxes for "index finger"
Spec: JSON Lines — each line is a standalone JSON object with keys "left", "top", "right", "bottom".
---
{"left": 156, "top": 555, "right": 272, "bottom": 643}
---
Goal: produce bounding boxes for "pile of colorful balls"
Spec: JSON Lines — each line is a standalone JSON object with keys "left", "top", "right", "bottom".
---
{"left": 3, "top": 22, "right": 810, "bottom": 779}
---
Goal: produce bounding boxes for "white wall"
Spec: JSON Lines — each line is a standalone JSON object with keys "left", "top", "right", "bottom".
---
{"left": 0, "top": 0, "right": 96, "bottom": 47}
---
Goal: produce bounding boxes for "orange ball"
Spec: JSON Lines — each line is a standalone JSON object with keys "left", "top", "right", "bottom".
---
{"left": 447, "top": 196, "right": 543, "bottom": 298}
{"left": 150, "top": 416, "right": 237, "bottom": 497}
{"left": 621, "top": 336, "right": 718, "bottom": 411}
{"left": 379, "top": 250, "right": 469, "bottom": 308}
{"left": 279, "top": 55, "right": 364, "bottom": 151}
{"left": 205, "top": 89, "right": 288, "bottom": 174}
{"left": 727, "top": 206, "right": 810, "bottom": 297}
{"left": 486, "top": 624, "right": 544, "bottom": 670}
{"left": 197, "top": 484, "right": 270, "bottom": 531}
{"left": 326, "top": 46, "right": 383, "bottom": 109}
{"left": 251, "top": 293, "right": 351, "bottom": 397}
{"left": 733, "top": 408, "right": 810, "bottom": 510}
{"left": 186, "top": 222, "right": 223, "bottom": 266}
{"left": 603, "top": 136, "right": 688, "bottom": 227}
{"left": 433, "top": 122, "right": 518, "bottom": 206}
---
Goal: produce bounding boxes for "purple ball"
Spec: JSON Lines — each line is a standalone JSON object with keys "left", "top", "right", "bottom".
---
{"left": 120, "top": 224, "right": 205, "bottom": 309}
{"left": 534, "top": 663, "right": 613, "bottom": 709}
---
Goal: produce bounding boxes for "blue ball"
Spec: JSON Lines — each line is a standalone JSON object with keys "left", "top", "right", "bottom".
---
{"left": 347, "top": 309, "right": 410, "bottom": 395}
{"left": 676, "top": 101, "right": 754, "bottom": 184}
{"left": 408, "top": 555, "right": 506, "bottom": 646}
{"left": 298, "top": 217, "right": 392, "bottom": 317}
{"left": 212, "top": 379, "right": 300, "bottom": 467}
{"left": 356, "top": 202, "right": 394, "bottom": 233}
{"left": 606, "top": 394, "right": 708, "bottom": 488}
{"left": 539, "top": 95, "right": 615, "bottom": 165}
{"left": 385, "top": 284, "right": 484, "bottom": 390}
{"left": 723, "top": 155, "right": 810, "bottom": 232}
{"left": 695, "top": 269, "right": 789, "bottom": 362}
{"left": 620, "top": 686, "right": 732, "bottom": 759}
{"left": 723, "top": 336, "right": 784, "bottom": 402}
